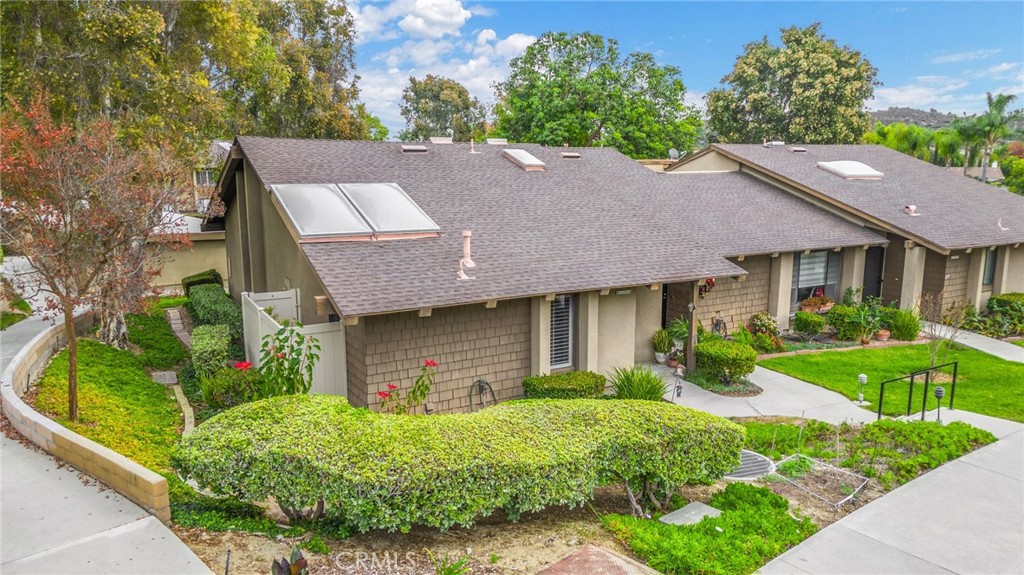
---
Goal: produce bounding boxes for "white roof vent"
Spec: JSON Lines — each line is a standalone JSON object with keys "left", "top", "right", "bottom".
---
{"left": 485, "top": 138, "right": 508, "bottom": 145}
{"left": 502, "top": 148, "right": 546, "bottom": 171}
{"left": 817, "top": 160, "right": 884, "bottom": 180}
{"left": 763, "top": 140, "right": 786, "bottom": 147}
{"left": 429, "top": 137, "right": 453, "bottom": 144}
{"left": 789, "top": 146, "right": 807, "bottom": 153}
{"left": 560, "top": 151, "right": 582, "bottom": 159}
{"left": 400, "top": 144, "right": 428, "bottom": 153}
{"left": 904, "top": 205, "right": 921, "bottom": 216}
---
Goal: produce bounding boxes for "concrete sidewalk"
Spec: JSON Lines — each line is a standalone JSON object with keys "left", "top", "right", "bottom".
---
{"left": 1, "top": 268, "right": 211, "bottom": 574}
{"left": 924, "top": 321, "right": 1024, "bottom": 363}
{"left": 760, "top": 424, "right": 1024, "bottom": 575}
{"left": 658, "top": 364, "right": 877, "bottom": 425}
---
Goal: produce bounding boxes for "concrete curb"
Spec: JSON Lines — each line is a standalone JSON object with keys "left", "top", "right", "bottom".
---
{"left": 1, "top": 312, "right": 172, "bottom": 524}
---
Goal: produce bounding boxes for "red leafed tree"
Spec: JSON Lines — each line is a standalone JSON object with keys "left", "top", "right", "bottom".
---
{"left": 1, "top": 94, "right": 190, "bottom": 422}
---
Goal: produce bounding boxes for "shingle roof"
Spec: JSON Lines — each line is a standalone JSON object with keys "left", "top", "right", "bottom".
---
{"left": 709, "top": 144, "right": 1024, "bottom": 251}
{"left": 232, "top": 137, "right": 885, "bottom": 316}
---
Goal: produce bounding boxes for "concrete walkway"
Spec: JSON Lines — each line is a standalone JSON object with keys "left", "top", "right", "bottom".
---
{"left": 657, "top": 364, "right": 877, "bottom": 425}
{"left": 924, "top": 321, "right": 1024, "bottom": 363}
{"left": 649, "top": 358, "right": 1024, "bottom": 575}
{"left": 1, "top": 259, "right": 211, "bottom": 574}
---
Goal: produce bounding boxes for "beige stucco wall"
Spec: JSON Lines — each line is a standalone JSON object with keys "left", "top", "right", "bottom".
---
{"left": 597, "top": 290, "right": 637, "bottom": 377}
{"left": 634, "top": 285, "right": 663, "bottom": 363}
{"left": 350, "top": 300, "right": 532, "bottom": 413}
{"left": 668, "top": 150, "right": 740, "bottom": 172}
{"left": 147, "top": 235, "right": 227, "bottom": 291}
{"left": 1001, "top": 245, "right": 1024, "bottom": 293}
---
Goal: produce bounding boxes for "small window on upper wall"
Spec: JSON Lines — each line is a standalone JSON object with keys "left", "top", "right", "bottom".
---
{"left": 982, "top": 249, "right": 997, "bottom": 286}
{"left": 194, "top": 169, "right": 215, "bottom": 186}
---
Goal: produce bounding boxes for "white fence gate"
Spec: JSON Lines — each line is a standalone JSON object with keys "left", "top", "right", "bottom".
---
{"left": 241, "top": 290, "right": 347, "bottom": 398}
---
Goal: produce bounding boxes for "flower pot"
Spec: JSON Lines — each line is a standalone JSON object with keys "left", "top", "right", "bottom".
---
{"left": 874, "top": 329, "right": 891, "bottom": 342}
{"left": 859, "top": 337, "right": 871, "bottom": 346}
{"left": 655, "top": 352, "right": 667, "bottom": 364}
{"left": 666, "top": 357, "right": 680, "bottom": 369}
{"left": 820, "top": 303, "right": 835, "bottom": 313}
{"left": 800, "top": 305, "right": 816, "bottom": 313}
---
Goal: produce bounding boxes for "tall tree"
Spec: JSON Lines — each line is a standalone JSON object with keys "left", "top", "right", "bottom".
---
{"left": 977, "top": 93, "right": 1021, "bottom": 181}
{"left": 493, "top": 31, "right": 702, "bottom": 158}
{"left": 952, "top": 116, "right": 985, "bottom": 176}
{"left": 862, "top": 122, "right": 933, "bottom": 161}
{"left": 706, "top": 23, "right": 878, "bottom": 144}
{"left": 399, "top": 75, "right": 487, "bottom": 142}
{"left": 1, "top": 95, "right": 190, "bottom": 421}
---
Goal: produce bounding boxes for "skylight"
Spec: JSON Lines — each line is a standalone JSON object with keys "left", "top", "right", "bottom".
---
{"left": 817, "top": 161, "right": 884, "bottom": 180}
{"left": 502, "top": 148, "right": 546, "bottom": 171}
{"left": 270, "top": 183, "right": 439, "bottom": 239}
{"left": 271, "top": 184, "right": 372, "bottom": 238}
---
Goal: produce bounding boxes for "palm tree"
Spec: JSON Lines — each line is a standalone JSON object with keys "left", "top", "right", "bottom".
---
{"left": 932, "top": 127, "right": 963, "bottom": 167}
{"left": 952, "top": 116, "right": 984, "bottom": 176}
{"left": 978, "top": 93, "right": 1021, "bottom": 181}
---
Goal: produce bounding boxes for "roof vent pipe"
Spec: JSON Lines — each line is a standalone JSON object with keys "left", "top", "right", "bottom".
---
{"left": 905, "top": 205, "right": 921, "bottom": 216}
{"left": 458, "top": 230, "right": 476, "bottom": 280}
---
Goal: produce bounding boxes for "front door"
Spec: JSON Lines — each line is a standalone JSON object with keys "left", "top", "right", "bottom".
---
{"left": 862, "top": 246, "right": 884, "bottom": 299}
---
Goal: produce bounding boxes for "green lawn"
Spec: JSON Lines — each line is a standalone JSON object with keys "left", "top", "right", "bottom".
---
{"left": 2, "top": 289, "right": 33, "bottom": 330}
{"left": 1015, "top": 340, "right": 1024, "bottom": 349}
{"left": 759, "top": 344, "right": 1024, "bottom": 423}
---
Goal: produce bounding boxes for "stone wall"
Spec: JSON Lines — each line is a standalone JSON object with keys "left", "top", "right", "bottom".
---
{"left": 0, "top": 313, "right": 171, "bottom": 524}
{"left": 665, "top": 256, "right": 772, "bottom": 332}
{"left": 349, "top": 299, "right": 532, "bottom": 413}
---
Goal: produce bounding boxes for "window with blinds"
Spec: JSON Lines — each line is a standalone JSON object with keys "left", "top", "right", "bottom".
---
{"left": 791, "top": 250, "right": 842, "bottom": 307}
{"left": 550, "top": 294, "right": 575, "bottom": 369}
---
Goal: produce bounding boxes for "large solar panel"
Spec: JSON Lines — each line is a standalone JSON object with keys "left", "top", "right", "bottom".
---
{"left": 271, "top": 184, "right": 371, "bottom": 237}
{"left": 271, "top": 182, "right": 439, "bottom": 238}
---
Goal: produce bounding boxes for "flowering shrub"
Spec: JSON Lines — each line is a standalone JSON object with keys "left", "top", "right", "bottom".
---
{"left": 749, "top": 311, "right": 780, "bottom": 337}
{"left": 379, "top": 359, "right": 437, "bottom": 414}
{"left": 258, "top": 320, "right": 320, "bottom": 397}
{"left": 173, "top": 396, "right": 745, "bottom": 531}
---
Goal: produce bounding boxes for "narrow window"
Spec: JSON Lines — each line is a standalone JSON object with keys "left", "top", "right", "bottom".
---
{"left": 982, "top": 250, "right": 997, "bottom": 287}
{"left": 550, "top": 294, "right": 575, "bottom": 369}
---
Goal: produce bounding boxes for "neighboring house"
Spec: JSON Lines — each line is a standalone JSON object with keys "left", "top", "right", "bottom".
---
{"left": 947, "top": 165, "right": 1005, "bottom": 184}
{"left": 192, "top": 141, "right": 232, "bottom": 212}
{"left": 147, "top": 212, "right": 228, "bottom": 291}
{"left": 668, "top": 144, "right": 1024, "bottom": 312}
{"left": 209, "top": 137, "right": 885, "bottom": 412}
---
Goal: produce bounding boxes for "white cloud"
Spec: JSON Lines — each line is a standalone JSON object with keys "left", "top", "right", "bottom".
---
{"left": 377, "top": 39, "right": 456, "bottom": 68}
{"left": 868, "top": 76, "right": 990, "bottom": 114}
{"left": 398, "top": 0, "right": 472, "bottom": 39}
{"left": 931, "top": 49, "right": 1001, "bottom": 64}
{"left": 467, "top": 4, "right": 496, "bottom": 17}
{"left": 684, "top": 89, "right": 706, "bottom": 112}
{"left": 494, "top": 33, "right": 536, "bottom": 58}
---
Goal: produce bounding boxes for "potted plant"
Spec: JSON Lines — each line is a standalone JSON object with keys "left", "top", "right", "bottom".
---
{"left": 667, "top": 317, "right": 690, "bottom": 351}
{"left": 666, "top": 352, "right": 681, "bottom": 369}
{"left": 800, "top": 295, "right": 835, "bottom": 313}
{"left": 874, "top": 327, "right": 891, "bottom": 342}
{"left": 652, "top": 329, "right": 672, "bottom": 364}
{"left": 854, "top": 307, "right": 881, "bottom": 345}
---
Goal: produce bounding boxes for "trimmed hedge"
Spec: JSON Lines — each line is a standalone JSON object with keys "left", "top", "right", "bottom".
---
{"left": 523, "top": 371, "right": 606, "bottom": 399}
{"left": 696, "top": 339, "right": 756, "bottom": 382}
{"left": 189, "top": 284, "right": 243, "bottom": 341}
{"left": 181, "top": 268, "right": 223, "bottom": 296}
{"left": 172, "top": 396, "right": 744, "bottom": 533}
{"left": 793, "top": 311, "right": 824, "bottom": 340}
{"left": 191, "top": 325, "right": 231, "bottom": 375}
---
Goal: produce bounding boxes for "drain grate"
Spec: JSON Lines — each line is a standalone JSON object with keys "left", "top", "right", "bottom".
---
{"left": 724, "top": 449, "right": 775, "bottom": 480}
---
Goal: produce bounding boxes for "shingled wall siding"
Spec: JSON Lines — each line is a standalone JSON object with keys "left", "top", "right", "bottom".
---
{"left": 922, "top": 250, "right": 947, "bottom": 302}
{"left": 350, "top": 300, "right": 532, "bottom": 413}
{"left": 666, "top": 256, "right": 772, "bottom": 331}
{"left": 942, "top": 252, "right": 969, "bottom": 308}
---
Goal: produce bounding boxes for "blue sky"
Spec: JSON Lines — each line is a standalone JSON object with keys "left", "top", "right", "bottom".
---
{"left": 351, "top": 1, "right": 1024, "bottom": 136}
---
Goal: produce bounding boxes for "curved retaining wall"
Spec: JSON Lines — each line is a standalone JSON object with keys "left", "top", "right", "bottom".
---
{"left": 1, "top": 313, "right": 171, "bottom": 523}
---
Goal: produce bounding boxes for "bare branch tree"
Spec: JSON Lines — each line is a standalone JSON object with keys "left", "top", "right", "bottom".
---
{"left": 919, "top": 291, "right": 968, "bottom": 367}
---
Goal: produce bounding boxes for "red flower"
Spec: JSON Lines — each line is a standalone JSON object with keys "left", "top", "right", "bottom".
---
{"left": 275, "top": 352, "right": 286, "bottom": 359}
{"left": 234, "top": 361, "right": 252, "bottom": 371}
{"left": 387, "top": 383, "right": 398, "bottom": 390}
{"left": 424, "top": 359, "right": 438, "bottom": 368}
{"left": 377, "top": 391, "right": 391, "bottom": 399}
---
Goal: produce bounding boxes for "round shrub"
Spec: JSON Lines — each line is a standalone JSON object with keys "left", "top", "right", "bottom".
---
{"left": 793, "top": 311, "right": 824, "bottom": 341}
{"left": 696, "top": 339, "right": 757, "bottom": 382}
{"left": 826, "top": 305, "right": 861, "bottom": 341}
{"left": 523, "top": 371, "right": 605, "bottom": 399}
{"left": 172, "top": 396, "right": 745, "bottom": 533}
{"left": 750, "top": 311, "right": 780, "bottom": 337}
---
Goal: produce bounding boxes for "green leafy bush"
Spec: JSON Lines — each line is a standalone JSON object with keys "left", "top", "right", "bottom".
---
{"left": 887, "top": 309, "right": 922, "bottom": 341}
{"left": 752, "top": 332, "right": 786, "bottom": 354}
{"left": 259, "top": 321, "right": 321, "bottom": 397}
{"left": 191, "top": 325, "right": 231, "bottom": 375}
{"left": 189, "top": 284, "right": 243, "bottom": 341}
{"left": 610, "top": 365, "right": 667, "bottom": 400}
{"left": 793, "top": 311, "right": 824, "bottom": 341}
{"left": 199, "top": 366, "right": 265, "bottom": 409}
{"left": 181, "top": 268, "right": 223, "bottom": 295}
{"left": 651, "top": 329, "right": 672, "bottom": 354}
{"left": 749, "top": 311, "right": 780, "bottom": 337}
{"left": 523, "top": 371, "right": 606, "bottom": 399}
{"left": 826, "top": 305, "right": 862, "bottom": 341}
{"left": 986, "top": 293, "right": 1024, "bottom": 337}
{"left": 173, "top": 396, "right": 745, "bottom": 532}
{"left": 731, "top": 325, "right": 755, "bottom": 346}
{"left": 696, "top": 339, "right": 757, "bottom": 382}
{"left": 126, "top": 313, "right": 188, "bottom": 369}
{"left": 666, "top": 317, "right": 690, "bottom": 343}
{"left": 602, "top": 483, "right": 816, "bottom": 575}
